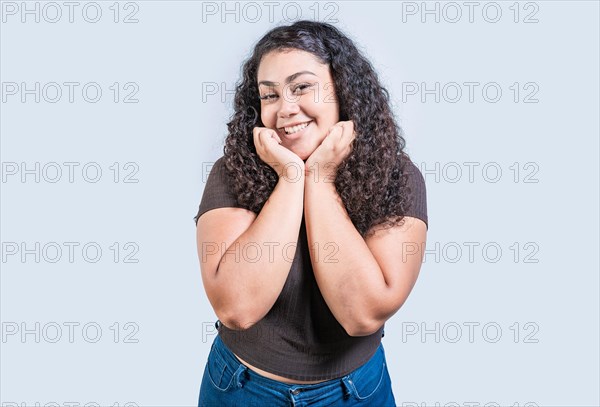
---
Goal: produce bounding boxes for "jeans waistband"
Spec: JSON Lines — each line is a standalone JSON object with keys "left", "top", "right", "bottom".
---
{"left": 211, "top": 328, "right": 384, "bottom": 398}
{"left": 215, "top": 334, "right": 354, "bottom": 391}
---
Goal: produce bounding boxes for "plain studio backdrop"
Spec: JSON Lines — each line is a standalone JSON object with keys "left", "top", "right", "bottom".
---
{"left": 1, "top": 1, "right": 598, "bottom": 406}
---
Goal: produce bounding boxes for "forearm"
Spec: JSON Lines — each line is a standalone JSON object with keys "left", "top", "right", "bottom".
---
{"left": 304, "top": 179, "right": 388, "bottom": 336}
{"left": 216, "top": 175, "right": 305, "bottom": 330}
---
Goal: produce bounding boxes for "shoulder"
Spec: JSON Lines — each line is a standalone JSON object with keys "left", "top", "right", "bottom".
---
{"left": 204, "top": 154, "right": 234, "bottom": 190}
{"left": 204, "top": 155, "right": 234, "bottom": 187}
{"left": 194, "top": 155, "right": 241, "bottom": 226}
{"left": 209, "top": 155, "right": 227, "bottom": 175}
{"left": 402, "top": 157, "right": 425, "bottom": 192}
{"left": 400, "top": 156, "right": 428, "bottom": 230}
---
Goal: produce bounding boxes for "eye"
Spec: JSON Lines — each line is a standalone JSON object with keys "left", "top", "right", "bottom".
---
{"left": 259, "top": 93, "right": 277, "bottom": 101}
{"left": 259, "top": 83, "right": 314, "bottom": 101}
{"left": 293, "top": 83, "right": 313, "bottom": 93}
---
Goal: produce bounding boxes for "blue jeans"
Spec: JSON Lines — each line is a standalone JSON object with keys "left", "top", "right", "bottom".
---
{"left": 198, "top": 332, "right": 397, "bottom": 406}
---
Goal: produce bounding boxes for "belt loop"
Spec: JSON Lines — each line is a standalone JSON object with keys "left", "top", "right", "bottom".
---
{"left": 341, "top": 375, "right": 353, "bottom": 399}
{"left": 233, "top": 364, "right": 247, "bottom": 388}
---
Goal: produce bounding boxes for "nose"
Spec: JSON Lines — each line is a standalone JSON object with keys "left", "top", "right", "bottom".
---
{"left": 277, "top": 89, "right": 300, "bottom": 118}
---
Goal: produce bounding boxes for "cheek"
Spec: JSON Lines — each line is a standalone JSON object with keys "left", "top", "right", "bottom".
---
{"left": 260, "top": 109, "right": 275, "bottom": 127}
{"left": 313, "top": 101, "right": 338, "bottom": 124}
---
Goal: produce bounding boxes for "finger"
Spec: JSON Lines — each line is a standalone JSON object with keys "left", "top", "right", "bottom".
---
{"left": 342, "top": 123, "right": 356, "bottom": 145}
{"left": 331, "top": 125, "right": 343, "bottom": 139}
{"left": 260, "top": 130, "right": 272, "bottom": 148}
{"left": 336, "top": 124, "right": 346, "bottom": 143}
{"left": 253, "top": 127, "right": 263, "bottom": 148}
{"left": 337, "top": 123, "right": 354, "bottom": 152}
{"left": 272, "top": 130, "right": 282, "bottom": 144}
{"left": 341, "top": 121, "right": 353, "bottom": 136}
{"left": 323, "top": 127, "right": 342, "bottom": 150}
{"left": 327, "top": 122, "right": 341, "bottom": 134}
{"left": 266, "top": 130, "right": 281, "bottom": 145}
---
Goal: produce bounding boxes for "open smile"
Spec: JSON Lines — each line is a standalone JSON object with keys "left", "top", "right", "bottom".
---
{"left": 279, "top": 120, "right": 313, "bottom": 137}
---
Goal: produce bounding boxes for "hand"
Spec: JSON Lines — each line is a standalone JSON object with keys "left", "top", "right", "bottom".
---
{"left": 305, "top": 120, "right": 356, "bottom": 183}
{"left": 253, "top": 126, "right": 304, "bottom": 182}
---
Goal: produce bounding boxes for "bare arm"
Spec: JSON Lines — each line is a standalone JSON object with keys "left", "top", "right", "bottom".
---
{"left": 303, "top": 121, "right": 426, "bottom": 337}
{"left": 197, "top": 127, "right": 306, "bottom": 331}
{"left": 304, "top": 179, "right": 426, "bottom": 337}
{"left": 197, "top": 174, "right": 304, "bottom": 331}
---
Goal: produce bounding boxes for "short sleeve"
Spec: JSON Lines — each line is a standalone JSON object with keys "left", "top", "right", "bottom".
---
{"left": 402, "top": 159, "right": 428, "bottom": 230}
{"left": 193, "top": 156, "right": 241, "bottom": 226}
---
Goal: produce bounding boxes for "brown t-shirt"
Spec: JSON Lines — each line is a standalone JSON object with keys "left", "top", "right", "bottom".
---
{"left": 194, "top": 155, "right": 428, "bottom": 381}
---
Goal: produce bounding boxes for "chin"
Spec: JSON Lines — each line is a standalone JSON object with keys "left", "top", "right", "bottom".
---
{"left": 288, "top": 147, "right": 311, "bottom": 162}
{"left": 298, "top": 151, "right": 315, "bottom": 162}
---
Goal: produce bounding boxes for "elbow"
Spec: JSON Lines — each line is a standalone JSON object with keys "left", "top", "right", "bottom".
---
{"left": 343, "top": 318, "right": 383, "bottom": 337}
{"left": 217, "top": 308, "right": 262, "bottom": 331}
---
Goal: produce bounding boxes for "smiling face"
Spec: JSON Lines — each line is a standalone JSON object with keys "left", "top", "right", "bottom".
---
{"left": 257, "top": 49, "right": 340, "bottom": 161}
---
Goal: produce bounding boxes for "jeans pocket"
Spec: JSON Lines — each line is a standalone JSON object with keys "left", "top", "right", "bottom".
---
{"left": 206, "top": 345, "right": 236, "bottom": 392}
{"left": 347, "top": 349, "right": 386, "bottom": 401}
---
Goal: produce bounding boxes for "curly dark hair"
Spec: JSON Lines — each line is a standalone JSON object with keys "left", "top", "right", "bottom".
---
{"left": 220, "top": 20, "right": 414, "bottom": 238}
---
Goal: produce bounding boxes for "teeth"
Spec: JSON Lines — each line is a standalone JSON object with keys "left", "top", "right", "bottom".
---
{"left": 284, "top": 121, "right": 310, "bottom": 134}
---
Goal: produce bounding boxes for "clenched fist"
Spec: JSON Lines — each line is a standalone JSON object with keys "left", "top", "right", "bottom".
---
{"left": 253, "top": 127, "right": 304, "bottom": 182}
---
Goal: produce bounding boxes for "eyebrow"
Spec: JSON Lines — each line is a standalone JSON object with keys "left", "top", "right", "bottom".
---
{"left": 258, "top": 71, "right": 317, "bottom": 87}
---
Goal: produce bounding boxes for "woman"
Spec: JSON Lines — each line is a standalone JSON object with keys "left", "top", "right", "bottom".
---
{"left": 194, "top": 20, "right": 428, "bottom": 406}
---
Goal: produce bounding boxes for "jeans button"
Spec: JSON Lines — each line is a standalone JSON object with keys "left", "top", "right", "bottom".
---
{"left": 290, "top": 388, "right": 301, "bottom": 395}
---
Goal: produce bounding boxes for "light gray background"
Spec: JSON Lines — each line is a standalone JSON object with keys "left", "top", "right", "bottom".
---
{"left": 1, "top": 1, "right": 598, "bottom": 406}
